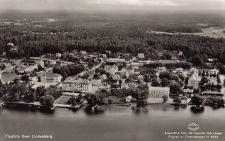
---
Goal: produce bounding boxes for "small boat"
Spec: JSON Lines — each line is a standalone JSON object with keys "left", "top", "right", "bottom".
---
{"left": 191, "top": 105, "right": 204, "bottom": 111}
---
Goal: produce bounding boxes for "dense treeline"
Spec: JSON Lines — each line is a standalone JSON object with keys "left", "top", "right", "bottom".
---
{"left": 53, "top": 64, "right": 84, "bottom": 79}
{"left": 144, "top": 62, "right": 193, "bottom": 69}
{"left": 0, "top": 13, "right": 225, "bottom": 64}
{"left": 1, "top": 81, "right": 62, "bottom": 107}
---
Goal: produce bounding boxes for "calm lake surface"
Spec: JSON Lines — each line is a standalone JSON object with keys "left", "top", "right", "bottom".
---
{"left": 0, "top": 105, "right": 225, "bottom": 141}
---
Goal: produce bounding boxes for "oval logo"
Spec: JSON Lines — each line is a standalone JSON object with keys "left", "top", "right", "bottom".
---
{"left": 188, "top": 123, "right": 199, "bottom": 131}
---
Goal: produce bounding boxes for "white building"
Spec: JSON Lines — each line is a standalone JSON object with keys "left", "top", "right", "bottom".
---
{"left": 104, "top": 64, "right": 118, "bottom": 75}
{"left": 40, "top": 73, "right": 62, "bottom": 83}
{"left": 138, "top": 53, "right": 145, "bottom": 58}
{"left": 148, "top": 87, "right": 170, "bottom": 98}
{"left": 62, "top": 78, "right": 92, "bottom": 92}
{"left": 126, "top": 95, "right": 132, "bottom": 103}
{"left": 91, "top": 78, "right": 102, "bottom": 86}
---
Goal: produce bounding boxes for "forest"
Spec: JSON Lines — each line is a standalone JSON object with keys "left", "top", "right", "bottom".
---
{"left": 0, "top": 12, "right": 225, "bottom": 65}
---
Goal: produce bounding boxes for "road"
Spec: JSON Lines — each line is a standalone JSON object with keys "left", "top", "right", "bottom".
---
{"left": 77, "top": 61, "right": 103, "bottom": 77}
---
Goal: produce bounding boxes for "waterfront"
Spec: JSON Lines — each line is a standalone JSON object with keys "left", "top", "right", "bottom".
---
{"left": 0, "top": 105, "right": 225, "bottom": 141}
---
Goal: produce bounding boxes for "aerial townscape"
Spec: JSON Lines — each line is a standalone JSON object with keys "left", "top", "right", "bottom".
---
{"left": 1, "top": 1, "right": 225, "bottom": 141}
{"left": 0, "top": 15, "right": 225, "bottom": 112}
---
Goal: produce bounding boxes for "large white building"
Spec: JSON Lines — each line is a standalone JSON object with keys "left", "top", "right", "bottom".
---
{"left": 40, "top": 73, "right": 62, "bottom": 83}
{"left": 148, "top": 87, "right": 170, "bottom": 98}
{"left": 62, "top": 77, "right": 92, "bottom": 92}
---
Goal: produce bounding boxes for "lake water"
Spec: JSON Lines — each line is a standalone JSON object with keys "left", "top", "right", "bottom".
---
{"left": 0, "top": 105, "right": 225, "bottom": 141}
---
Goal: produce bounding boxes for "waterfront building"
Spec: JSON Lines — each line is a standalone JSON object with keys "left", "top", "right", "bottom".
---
{"left": 148, "top": 87, "right": 170, "bottom": 98}
{"left": 62, "top": 78, "right": 92, "bottom": 92}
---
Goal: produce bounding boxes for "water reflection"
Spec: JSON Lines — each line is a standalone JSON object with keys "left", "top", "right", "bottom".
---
{"left": 3, "top": 105, "right": 55, "bottom": 115}
{"left": 83, "top": 106, "right": 105, "bottom": 115}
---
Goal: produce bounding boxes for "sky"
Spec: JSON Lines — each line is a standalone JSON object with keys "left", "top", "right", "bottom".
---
{"left": 0, "top": 0, "right": 224, "bottom": 12}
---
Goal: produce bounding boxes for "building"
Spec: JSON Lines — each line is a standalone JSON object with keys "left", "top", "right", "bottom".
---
{"left": 40, "top": 73, "right": 62, "bottom": 83}
{"left": 188, "top": 74, "right": 198, "bottom": 87}
{"left": 188, "top": 68, "right": 199, "bottom": 87}
{"left": 99, "top": 54, "right": 107, "bottom": 58}
{"left": 183, "top": 85, "right": 194, "bottom": 95}
{"left": 104, "top": 64, "right": 118, "bottom": 75}
{"left": 55, "top": 53, "right": 62, "bottom": 58}
{"left": 80, "top": 50, "right": 87, "bottom": 54}
{"left": 91, "top": 78, "right": 102, "bottom": 86}
{"left": 121, "top": 66, "right": 134, "bottom": 78}
{"left": 138, "top": 53, "right": 145, "bottom": 58}
{"left": 139, "top": 60, "right": 150, "bottom": 65}
{"left": 106, "top": 58, "right": 125, "bottom": 63}
{"left": 126, "top": 95, "right": 132, "bottom": 103}
{"left": 111, "top": 73, "right": 122, "bottom": 80}
{"left": 158, "top": 67, "right": 167, "bottom": 72}
{"left": 148, "top": 87, "right": 170, "bottom": 98}
{"left": 130, "top": 62, "right": 140, "bottom": 70}
{"left": 175, "top": 68, "right": 183, "bottom": 73}
{"left": 62, "top": 78, "right": 92, "bottom": 92}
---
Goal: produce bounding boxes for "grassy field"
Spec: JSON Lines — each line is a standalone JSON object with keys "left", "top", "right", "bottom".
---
{"left": 191, "top": 28, "right": 225, "bottom": 38}
{"left": 54, "top": 96, "right": 71, "bottom": 105}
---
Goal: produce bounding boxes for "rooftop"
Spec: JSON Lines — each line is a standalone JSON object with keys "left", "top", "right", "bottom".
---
{"left": 149, "top": 87, "right": 170, "bottom": 91}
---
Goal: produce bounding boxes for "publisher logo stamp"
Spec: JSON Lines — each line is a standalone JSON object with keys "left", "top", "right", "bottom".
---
{"left": 188, "top": 123, "right": 199, "bottom": 131}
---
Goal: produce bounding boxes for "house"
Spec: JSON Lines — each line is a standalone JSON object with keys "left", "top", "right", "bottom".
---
{"left": 71, "top": 50, "right": 77, "bottom": 54}
{"left": 106, "top": 58, "right": 125, "bottom": 63}
{"left": 207, "top": 58, "right": 217, "bottom": 64}
{"left": 158, "top": 67, "right": 166, "bottom": 72}
{"left": 138, "top": 53, "right": 145, "bottom": 59}
{"left": 188, "top": 74, "right": 198, "bottom": 87}
{"left": 100, "top": 74, "right": 107, "bottom": 80}
{"left": 208, "top": 69, "right": 219, "bottom": 75}
{"left": 104, "top": 64, "right": 118, "bottom": 75}
{"left": 55, "top": 53, "right": 62, "bottom": 58}
{"left": 62, "top": 77, "right": 92, "bottom": 92}
{"left": 175, "top": 68, "right": 183, "bottom": 73}
{"left": 111, "top": 73, "right": 122, "bottom": 80}
{"left": 130, "top": 62, "right": 140, "bottom": 70}
{"left": 80, "top": 50, "right": 87, "bottom": 54}
{"left": 40, "top": 73, "right": 62, "bottom": 83}
{"left": 91, "top": 78, "right": 102, "bottom": 86}
{"left": 183, "top": 85, "right": 194, "bottom": 95}
{"left": 139, "top": 60, "right": 150, "bottom": 66}
{"left": 121, "top": 66, "right": 134, "bottom": 78}
{"left": 99, "top": 54, "right": 107, "bottom": 58}
{"left": 148, "top": 87, "right": 170, "bottom": 98}
{"left": 126, "top": 95, "right": 132, "bottom": 103}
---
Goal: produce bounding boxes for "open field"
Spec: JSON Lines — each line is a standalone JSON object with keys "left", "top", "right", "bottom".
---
{"left": 150, "top": 27, "right": 225, "bottom": 38}
{"left": 190, "top": 28, "right": 225, "bottom": 38}
{"left": 54, "top": 96, "right": 71, "bottom": 105}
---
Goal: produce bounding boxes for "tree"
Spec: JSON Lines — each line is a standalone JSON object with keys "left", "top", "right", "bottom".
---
{"left": 219, "top": 65, "right": 225, "bottom": 74}
{"left": 136, "top": 84, "right": 149, "bottom": 107}
{"left": 173, "top": 96, "right": 181, "bottom": 104}
{"left": 151, "top": 78, "right": 160, "bottom": 87}
{"left": 161, "top": 78, "right": 169, "bottom": 87}
{"left": 191, "top": 56, "right": 204, "bottom": 67}
{"left": 68, "top": 96, "right": 77, "bottom": 106}
{"left": 162, "top": 95, "right": 168, "bottom": 103}
{"left": 40, "top": 95, "right": 54, "bottom": 107}
{"left": 21, "top": 74, "right": 30, "bottom": 83}
{"left": 201, "top": 77, "right": 209, "bottom": 84}
{"left": 108, "top": 99, "right": 113, "bottom": 104}
{"left": 36, "top": 86, "right": 46, "bottom": 100}
{"left": 191, "top": 94, "right": 204, "bottom": 107}
{"left": 170, "top": 83, "right": 183, "bottom": 96}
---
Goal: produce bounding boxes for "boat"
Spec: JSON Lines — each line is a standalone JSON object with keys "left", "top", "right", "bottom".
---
{"left": 191, "top": 105, "right": 204, "bottom": 111}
